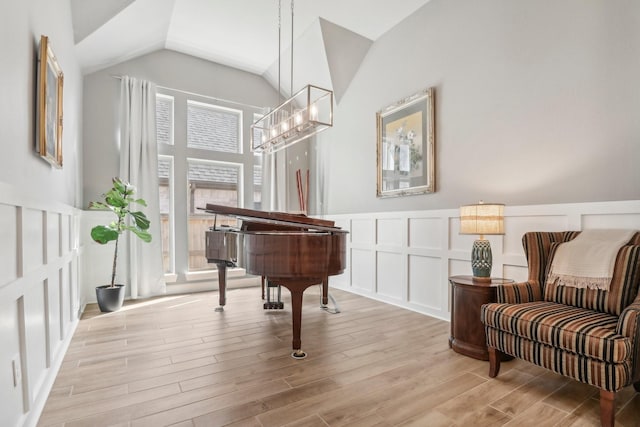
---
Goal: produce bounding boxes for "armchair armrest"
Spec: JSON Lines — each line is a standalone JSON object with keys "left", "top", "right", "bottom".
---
{"left": 617, "top": 293, "right": 640, "bottom": 339}
{"left": 496, "top": 280, "right": 544, "bottom": 304}
{"left": 617, "top": 293, "right": 640, "bottom": 383}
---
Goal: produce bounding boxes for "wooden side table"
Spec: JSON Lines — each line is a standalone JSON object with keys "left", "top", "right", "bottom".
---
{"left": 448, "top": 275, "right": 514, "bottom": 360}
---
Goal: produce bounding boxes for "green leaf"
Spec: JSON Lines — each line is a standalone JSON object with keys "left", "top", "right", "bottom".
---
{"left": 124, "top": 226, "right": 152, "bottom": 243}
{"left": 130, "top": 211, "right": 150, "bottom": 230}
{"left": 105, "top": 189, "right": 127, "bottom": 208}
{"left": 133, "top": 198, "right": 147, "bottom": 207}
{"left": 91, "top": 225, "right": 119, "bottom": 244}
{"left": 88, "top": 201, "right": 108, "bottom": 210}
{"left": 112, "top": 177, "right": 127, "bottom": 193}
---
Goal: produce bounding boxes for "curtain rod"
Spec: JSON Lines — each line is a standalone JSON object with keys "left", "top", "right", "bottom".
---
{"left": 110, "top": 74, "right": 266, "bottom": 111}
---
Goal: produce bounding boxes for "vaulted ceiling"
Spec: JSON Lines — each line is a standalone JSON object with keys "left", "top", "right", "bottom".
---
{"left": 71, "top": 0, "right": 431, "bottom": 101}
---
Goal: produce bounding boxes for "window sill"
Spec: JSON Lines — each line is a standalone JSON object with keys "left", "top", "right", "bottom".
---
{"left": 164, "top": 273, "right": 178, "bottom": 283}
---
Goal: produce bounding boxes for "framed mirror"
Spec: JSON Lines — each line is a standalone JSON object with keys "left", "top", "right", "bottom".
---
{"left": 376, "top": 87, "right": 434, "bottom": 197}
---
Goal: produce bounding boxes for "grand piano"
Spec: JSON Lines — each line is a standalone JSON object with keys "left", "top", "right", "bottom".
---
{"left": 203, "top": 203, "right": 348, "bottom": 359}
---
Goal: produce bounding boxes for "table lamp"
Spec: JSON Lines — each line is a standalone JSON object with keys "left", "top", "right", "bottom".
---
{"left": 459, "top": 202, "right": 504, "bottom": 282}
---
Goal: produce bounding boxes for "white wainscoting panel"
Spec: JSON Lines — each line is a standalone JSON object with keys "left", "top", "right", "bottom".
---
{"left": 327, "top": 200, "right": 640, "bottom": 322}
{"left": 377, "top": 218, "right": 403, "bottom": 247}
{"left": 46, "top": 212, "right": 60, "bottom": 263}
{"left": 0, "top": 204, "right": 17, "bottom": 287}
{"left": 408, "top": 217, "right": 442, "bottom": 250}
{"left": 22, "top": 208, "right": 44, "bottom": 275}
{"left": 0, "top": 297, "right": 23, "bottom": 427}
{"left": 351, "top": 218, "right": 374, "bottom": 245}
{"left": 61, "top": 214, "right": 70, "bottom": 256}
{"left": 408, "top": 254, "right": 442, "bottom": 312}
{"left": 583, "top": 213, "right": 640, "bottom": 229}
{"left": 0, "top": 183, "right": 81, "bottom": 427}
{"left": 350, "top": 248, "right": 374, "bottom": 293}
{"left": 376, "top": 251, "right": 404, "bottom": 300}
{"left": 24, "top": 280, "right": 48, "bottom": 403}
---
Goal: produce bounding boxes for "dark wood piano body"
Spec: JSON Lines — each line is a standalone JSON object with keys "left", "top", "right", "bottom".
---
{"left": 203, "top": 204, "right": 347, "bottom": 358}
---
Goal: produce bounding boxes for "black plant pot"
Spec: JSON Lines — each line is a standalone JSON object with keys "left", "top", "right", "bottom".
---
{"left": 95, "top": 284, "right": 125, "bottom": 312}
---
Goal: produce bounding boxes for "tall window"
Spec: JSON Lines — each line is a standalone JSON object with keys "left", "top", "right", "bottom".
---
{"left": 158, "top": 156, "right": 174, "bottom": 273}
{"left": 156, "top": 94, "right": 174, "bottom": 145}
{"left": 253, "top": 157, "right": 262, "bottom": 210}
{"left": 156, "top": 90, "right": 259, "bottom": 282}
{"left": 187, "top": 101, "right": 241, "bottom": 153}
{"left": 187, "top": 160, "right": 242, "bottom": 270}
{"left": 156, "top": 94, "right": 175, "bottom": 274}
{"left": 252, "top": 113, "right": 263, "bottom": 210}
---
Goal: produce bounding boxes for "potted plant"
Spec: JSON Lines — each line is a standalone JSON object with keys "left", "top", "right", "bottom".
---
{"left": 89, "top": 177, "right": 152, "bottom": 312}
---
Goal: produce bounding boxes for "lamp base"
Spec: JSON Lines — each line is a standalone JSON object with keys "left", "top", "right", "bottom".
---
{"left": 471, "top": 239, "right": 492, "bottom": 279}
{"left": 472, "top": 276, "right": 492, "bottom": 283}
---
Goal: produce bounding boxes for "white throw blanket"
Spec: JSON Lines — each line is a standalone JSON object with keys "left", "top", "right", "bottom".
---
{"left": 547, "top": 229, "right": 636, "bottom": 291}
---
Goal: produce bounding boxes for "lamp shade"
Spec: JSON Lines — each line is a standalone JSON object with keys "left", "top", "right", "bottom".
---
{"left": 459, "top": 203, "right": 504, "bottom": 236}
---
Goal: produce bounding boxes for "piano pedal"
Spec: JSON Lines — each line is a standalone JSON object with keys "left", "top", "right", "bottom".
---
{"left": 263, "top": 301, "right": 285, "bottom": 310}
{"left": 264, "top": 281, "right": 284, "bottom": 310}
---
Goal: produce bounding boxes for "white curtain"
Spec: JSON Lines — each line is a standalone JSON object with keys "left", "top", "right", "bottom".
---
{"left": 118, "top": 76, "right": 166, "bottom": 298}
{"left": 262, "top": 150, "right": 288, "bottom": 211}
{"left": 312, "top": 139, "right": 328, "bottom": 216}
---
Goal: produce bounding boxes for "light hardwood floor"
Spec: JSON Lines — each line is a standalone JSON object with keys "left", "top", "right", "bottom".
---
{"left": 38, "top": 286, "right": 640, "bottom": 427}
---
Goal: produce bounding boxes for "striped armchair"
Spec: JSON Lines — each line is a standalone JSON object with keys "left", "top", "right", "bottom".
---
{"left": 481, "top": 231, "right": 640, "bottom": 427}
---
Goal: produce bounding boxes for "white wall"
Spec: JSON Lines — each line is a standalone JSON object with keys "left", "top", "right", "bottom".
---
{"left": 0, "top": 0, "right": 83, "bottom": 206}
{"left": 315, "top": 0, "right": 640, "bottom": 215}
{"left": 0, "top": 2, "right": 83, "bottom": 426}
{"left": 327, "top": 200, "right": 640, "bottom": 321}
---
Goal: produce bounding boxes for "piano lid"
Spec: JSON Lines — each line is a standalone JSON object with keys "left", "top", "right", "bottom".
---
{"left": 201, "top": 203, "right": 344, "bottom": 232}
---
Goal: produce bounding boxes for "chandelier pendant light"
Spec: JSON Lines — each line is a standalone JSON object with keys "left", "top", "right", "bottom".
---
{"left": 251, "top": 0, "right": 333, "bottom": 154}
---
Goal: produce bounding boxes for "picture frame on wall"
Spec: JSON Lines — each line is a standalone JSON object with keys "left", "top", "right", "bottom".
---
{"left": 376, "top": 87, "right": 435, "bottom": 198}
{"left": 36, "top": 35, "right": 64, "bottom": 168}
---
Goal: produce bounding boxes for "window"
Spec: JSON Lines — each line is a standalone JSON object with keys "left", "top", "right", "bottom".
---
{"left": 156, "top": 95, "right": 174, "bottom": 145}
{"left": 187, "top": 160, "right": 242, "bottom": 271}
{"left": 187, "top": 101, "right": 241, "bottom": 153}
{"left": 158, "top": 156, "right": 174, "bottom": 273}
{"left": 252, "top": 114, "right": 263, "bottom": 210}
{"left": 253, "top": 154, "right": 262, "bottom": 210}
{"left": 156, "top": 90, "right": 261, "bottom": 282}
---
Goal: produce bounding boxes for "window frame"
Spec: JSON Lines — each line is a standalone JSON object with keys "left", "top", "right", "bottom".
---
{"left": 187, "top": 99, "right": 243, "bottom": 154}
{"left": 157, "top": 155, "right": 176, "bottom": 280}
{"left": 156, "top": 89, "right": 262, "bottom": 284}
{"left": 156, "top": 94, "right": 175, "bottom": 146}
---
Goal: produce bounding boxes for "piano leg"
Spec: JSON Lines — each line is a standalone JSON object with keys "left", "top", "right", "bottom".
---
{"left": 277, "top": 280, "right": 319, "bottom": 359}
{"left": 321, "top": 276, "right": 329, "bottom": 307}
{"left": 215, "top": 262, "right": 227, "bottom": 312}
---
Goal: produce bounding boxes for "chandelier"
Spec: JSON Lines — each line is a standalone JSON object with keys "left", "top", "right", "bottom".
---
{"left": 251, "top": 0, "right": 333, "bottom": 154}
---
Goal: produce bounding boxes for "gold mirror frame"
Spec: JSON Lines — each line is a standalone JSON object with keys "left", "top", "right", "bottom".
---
{"left": 37, "top": 35, "right": 64, "bottom": 168}
{"left": 376, "top": 87, "right": 435, "bottom": 198}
